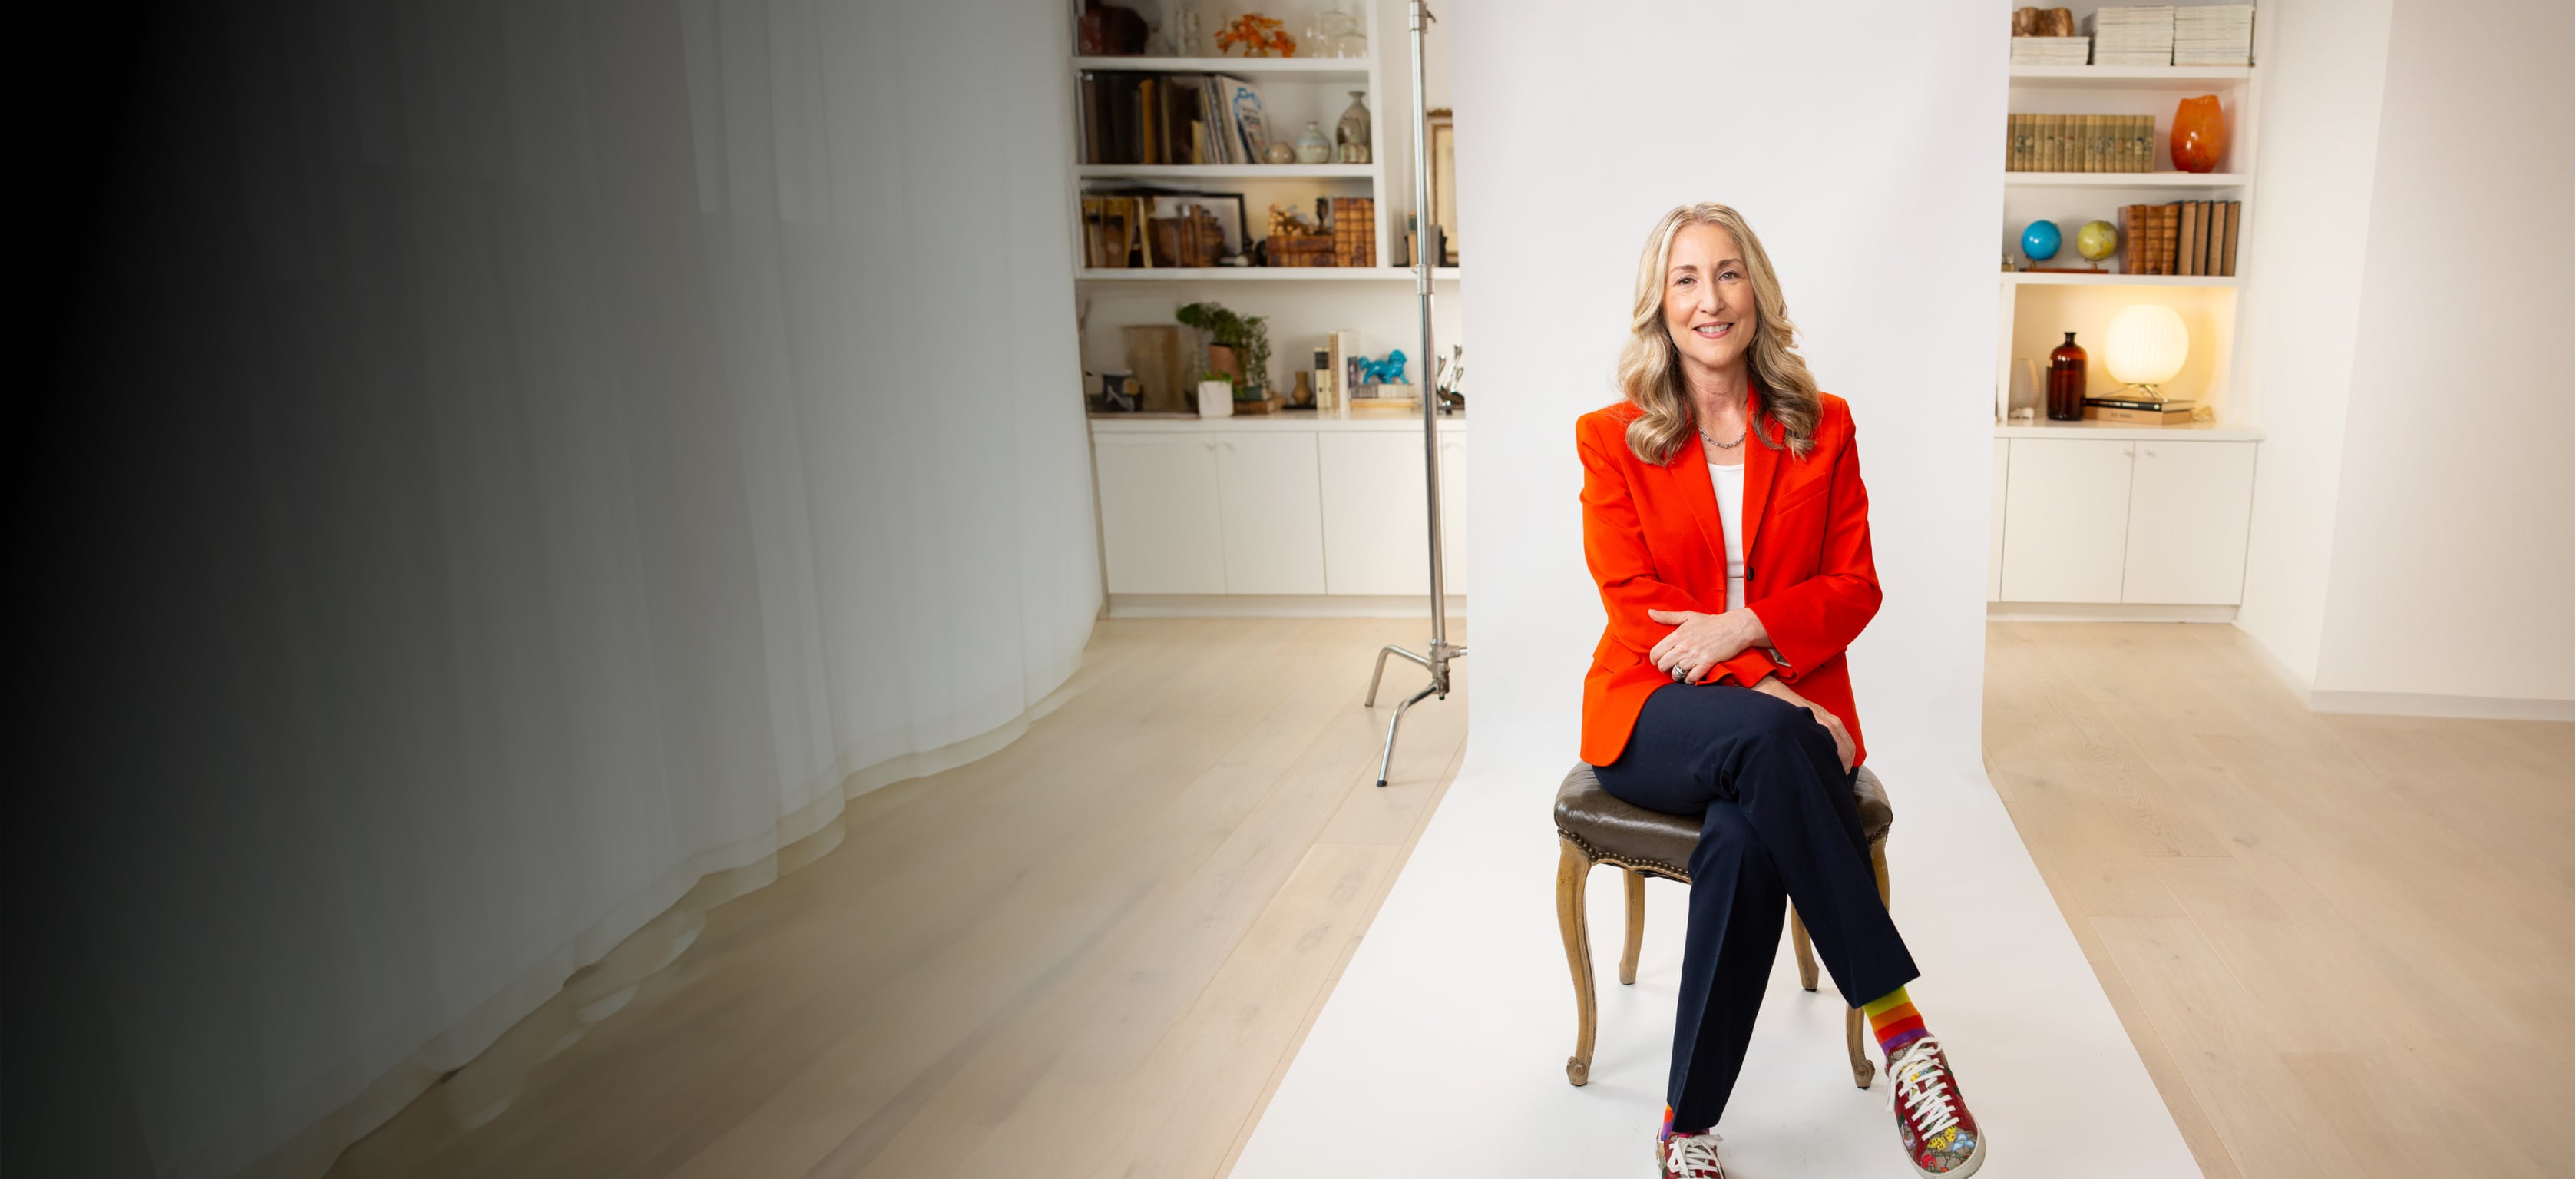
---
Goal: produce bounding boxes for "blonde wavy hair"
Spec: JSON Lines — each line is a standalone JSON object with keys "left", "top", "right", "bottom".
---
{"left": 1618, "top": 203, "right": 1823, "bottom": 465}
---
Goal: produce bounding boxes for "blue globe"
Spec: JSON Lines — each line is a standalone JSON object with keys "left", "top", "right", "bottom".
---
{"left": 2021, "top": 220, "right": 2062, "bottom": 263}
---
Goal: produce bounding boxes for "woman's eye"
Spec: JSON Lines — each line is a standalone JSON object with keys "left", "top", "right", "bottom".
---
{"left": 1721, "top": 270, "right": 1741, "bottom": 280}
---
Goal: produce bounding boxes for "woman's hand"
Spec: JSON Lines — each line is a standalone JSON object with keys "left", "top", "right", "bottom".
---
{"left": 1645, "top": 607, "right": 1766, "bottom": 686}
{"left": 1748, "top": 674, "right": 1855, "bottom": 773}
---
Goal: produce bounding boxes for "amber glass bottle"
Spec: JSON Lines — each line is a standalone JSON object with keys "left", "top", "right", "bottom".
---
{"left": 2046, "top": 331, "right": 2088, "bottom": 421}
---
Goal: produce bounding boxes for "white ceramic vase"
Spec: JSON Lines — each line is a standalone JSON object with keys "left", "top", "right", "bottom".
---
{"left": 1197, "top": 379, "right": 1235, "bottom": 418}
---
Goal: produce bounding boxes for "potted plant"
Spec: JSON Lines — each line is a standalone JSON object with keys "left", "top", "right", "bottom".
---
{"left": 1174, "top": 301, "right": 1271, "bottom": 402}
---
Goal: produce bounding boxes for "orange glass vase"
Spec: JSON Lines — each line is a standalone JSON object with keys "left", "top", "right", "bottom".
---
{"left": 2170, "top": 95, "right": 2225, "bottom": 173}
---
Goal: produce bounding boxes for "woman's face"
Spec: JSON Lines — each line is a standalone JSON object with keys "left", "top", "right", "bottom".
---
{"left": 1662, "top": 223, "right": 1758, "bottom": 376}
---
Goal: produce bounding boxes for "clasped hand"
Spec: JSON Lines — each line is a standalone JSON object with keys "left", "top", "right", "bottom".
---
{"left": 1645, "top": 608, "right": 1758, "bottom": 684}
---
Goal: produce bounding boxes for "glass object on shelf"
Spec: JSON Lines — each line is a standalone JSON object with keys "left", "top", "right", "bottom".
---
{"left": 1295, "top": 121, "right": 1333, "bottom": 164}
{"left": 2170, "top": 94, "right": 2224, "bottom": 173}
{"left": 2009, "top": 359, "right": 2040, "bottom": 421}
{"left": 2046, "top": 331, "right": 2088, "bottom": 421}
{"left": 2105, "top": 305, "right": 2190, "bottom": 399}
{"left": 1317, "top": 2, "right": 1357, "bottom": 57}
{"left": 1175, "top": 3, "right": 1211, "bottom": 56}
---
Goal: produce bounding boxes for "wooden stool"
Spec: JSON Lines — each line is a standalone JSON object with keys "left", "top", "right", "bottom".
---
{"left": 1551, "top": 762, "right": 1895, "bottom": 1089}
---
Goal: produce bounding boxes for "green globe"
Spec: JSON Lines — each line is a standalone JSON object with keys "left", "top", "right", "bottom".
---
{"left": 2076, "top": 220, "right": 2119, "bottom": 263}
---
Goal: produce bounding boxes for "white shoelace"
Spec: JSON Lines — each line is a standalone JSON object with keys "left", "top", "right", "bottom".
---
{"left": 1887, "top": 1036, "right": 1962, "bottom": 1140}
{"left": 1663, "top": 1130, "right": 1725, "bottom": 1176}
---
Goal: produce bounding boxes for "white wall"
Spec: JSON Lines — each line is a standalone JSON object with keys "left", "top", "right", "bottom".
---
{"left": 2230, "top": 0, "right": 2398, "bottom": 688}
{"left": 24, "top": 2, "right": 1100, "bottom": 1175}
{"left": 1454, "top": 0, "right": 2005, "bottom": 778}
{"left": 2233, "top": 0, "right": 2574, "bottom": 712}
{"left": 2308, "top": 0, "right": 2574, "bottom": 705}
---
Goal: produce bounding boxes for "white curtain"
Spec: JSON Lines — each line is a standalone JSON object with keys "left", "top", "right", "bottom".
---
{"left": 43, "top": 1, "right": 1097, "bottom": 1174}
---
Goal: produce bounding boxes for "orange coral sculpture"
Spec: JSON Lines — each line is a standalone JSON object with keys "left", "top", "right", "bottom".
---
{"left": 1216, "top": 13, "right": 1297, "bottom": 57}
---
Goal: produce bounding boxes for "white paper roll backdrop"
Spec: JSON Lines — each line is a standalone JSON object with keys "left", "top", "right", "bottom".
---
{"left": 1231, "top": 2, "right": 2200, "bottom": 1174}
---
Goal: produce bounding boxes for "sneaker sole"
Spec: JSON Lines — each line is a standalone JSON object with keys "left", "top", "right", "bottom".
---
{"left": 1912, "top": 1126, "right": 1988, "bottom": 1179}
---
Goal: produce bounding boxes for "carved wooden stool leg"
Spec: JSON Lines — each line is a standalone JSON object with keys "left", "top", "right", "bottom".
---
{"left": 1846, "top": 834, "right": 1894, "bottom": 1090}
{"left": 1619, "top": 869, "right": 1646, "bottom": 985}
{"left": 1788, "top": 906, "right": 1820, "bottom": 992}
{"left": 1556, "top": 839, "right": 1598, "bottom": 1086}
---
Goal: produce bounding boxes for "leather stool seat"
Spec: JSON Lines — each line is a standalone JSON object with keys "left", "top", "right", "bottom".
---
{"left": 1551, "top": 760, "right": 1896, "bottom": 1089}
{"left": 1553, "top": 763, "right": 1893, "bottom": 881}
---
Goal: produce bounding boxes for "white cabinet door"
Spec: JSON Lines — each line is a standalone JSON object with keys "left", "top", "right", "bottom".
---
{"left": 1319, "top": 432, "right": 1431, "bottom": 595}
{"left": 1999, "top": 438, "right": 2135, "bottom": 603}
{"left": 2121, "top": 439, "right": 2257, "bottom": 604}
{"left": 1438, "top": 434, "right": 1469, "bottom": 596}
{"left": 1093, "top": 435, "right": 1225, "bottom": 594}
{"left": 1989, "top": 438, "right": 2009, "bottom": 602}
{"left": 1211, "top": 432, "right": 1327, "bottom": 594}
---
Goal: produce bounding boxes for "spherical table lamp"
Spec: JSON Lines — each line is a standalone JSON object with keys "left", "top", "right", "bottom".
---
{"left": 2104, "top": 303, "right": 2190, "bottom": 401}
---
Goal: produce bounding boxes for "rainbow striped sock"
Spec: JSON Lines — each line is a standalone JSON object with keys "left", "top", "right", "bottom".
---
{"left": 1862, "top": 985, "right": 1930, "bottom": 1059}
{"left": 1660, "top": 1104, "right": 1677, "bottom": 1141}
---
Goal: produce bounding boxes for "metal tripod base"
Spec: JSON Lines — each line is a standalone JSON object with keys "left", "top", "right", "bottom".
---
{"left": 1363, "top": 641, "right": 1466, "bottom": 788}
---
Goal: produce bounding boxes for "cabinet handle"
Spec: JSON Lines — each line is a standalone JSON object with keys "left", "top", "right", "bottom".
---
{"left": 2143, "top": 448, "right": 2157, "bottom": 459}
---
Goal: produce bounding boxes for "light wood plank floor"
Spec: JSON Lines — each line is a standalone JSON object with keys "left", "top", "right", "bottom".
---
{"left": 1984, "top": 621, "right": 2572, "bottom": 1178}
{"left": 331, "top": 615, "right": 2568, "bottom": 1179}
{"left": 336, "top": 615, "right": 1469, "bottom": 1179}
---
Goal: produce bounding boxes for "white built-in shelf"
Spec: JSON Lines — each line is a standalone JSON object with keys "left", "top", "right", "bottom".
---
{"left": 1077, "top": 267, "right": 1460, "bottom": 282}
{"left": 1076, "top": 164, "right": 1374, "bottom": 180}
{"left": 1073, "top": 55, "right": 1374, "bottom": 78}
{"left": 2007, "top": 64, "right": 2253, "bottom": 89}
{"left": 1995, "top": 418, "right": 2261, "bottom": 442}
{"left": 2002, "top": 271, "right": 2239, "bottom": 288}
{"left": 2006, "top": 171, "right": 2248, "bottom": 188}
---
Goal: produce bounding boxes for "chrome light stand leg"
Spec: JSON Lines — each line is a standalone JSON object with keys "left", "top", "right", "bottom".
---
{"left": 1363, "top": 0, "right": 1464, "bottom": 790}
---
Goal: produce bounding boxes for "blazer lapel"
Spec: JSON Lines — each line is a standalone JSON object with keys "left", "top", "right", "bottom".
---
{"left": 1738, "top": 402, "right": 1783, "bottom": 562}
{"left": 1671, "top": 445, "right": 1728, "bottom": 588}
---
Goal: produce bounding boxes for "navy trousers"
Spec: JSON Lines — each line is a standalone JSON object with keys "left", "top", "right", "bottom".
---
{"left": 1592, "top": 681, "right": 1920, "bottom": 1133}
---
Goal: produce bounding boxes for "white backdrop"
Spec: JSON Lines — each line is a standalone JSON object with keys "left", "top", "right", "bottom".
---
{"left": 1233, "top": 2, "right": 2200, "bottom": 1173}
{"left": 1457, "top": 10, "right": 2001, "bottom": 777}
{"left": 31, "top": 2, "right": 1098, "bottom": 1176}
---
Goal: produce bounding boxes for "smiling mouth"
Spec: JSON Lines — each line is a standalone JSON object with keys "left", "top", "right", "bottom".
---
{"left": 1694, "top": 323, "right": 1732, "bottom": 339}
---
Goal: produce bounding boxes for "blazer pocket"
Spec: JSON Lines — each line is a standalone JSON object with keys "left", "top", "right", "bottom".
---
{"left": 1771, "top": 482, "right": 1829, "bottom": 515}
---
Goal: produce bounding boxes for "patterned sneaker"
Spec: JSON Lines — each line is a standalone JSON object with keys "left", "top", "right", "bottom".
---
{"left": 1887, "top": 1035, "right": 1986, "bottom": 1177}
{"left": 1657, "top": 1128, "right": 1727, "bottom": 1178}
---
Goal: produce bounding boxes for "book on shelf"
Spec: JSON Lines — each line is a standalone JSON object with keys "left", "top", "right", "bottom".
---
{"left": 2087, "top": 5, "right": 2176, "bottom": 65}
{"left": 1329, "top": 197, "right": 1375, "bottom": 268}
{"left": 1076, "top": 70, "right": 1277, "bottom": 167}
{"left": 2006, "top": 114, "right": 2154, "bottom": 172}
{"left": 2085, "top": 391, "right": 2194, "bottom": 411}
{"left": 2009, "top": 35, "right": 2090, "bottom": 65}
{"left": 2082, "top": 403, "right": 2197, "bottom": 425}
{"left": 2173, "top": 4, "right": 2254, "bottom": 66}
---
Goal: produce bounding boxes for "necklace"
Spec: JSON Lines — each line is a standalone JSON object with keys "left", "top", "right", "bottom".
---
{"left": 1699, "top": 426, "right": 1746, "bottom": 450}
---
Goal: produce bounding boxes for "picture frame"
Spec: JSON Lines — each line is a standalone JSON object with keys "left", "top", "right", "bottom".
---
{"left": 1109, "top": 188, "right": 1252, "bottom": 261}
{"left": 1427, "top": 108, "right": 1459, "bottom": 267}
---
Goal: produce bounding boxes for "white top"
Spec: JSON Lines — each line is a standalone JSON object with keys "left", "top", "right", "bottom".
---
{"left": 1707, "top": 461, "right": 1748, "bottom": 611}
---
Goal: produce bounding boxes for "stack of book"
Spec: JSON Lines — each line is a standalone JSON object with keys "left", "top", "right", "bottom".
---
{"left": 1329, "top": 197, "right": 1376, "bottom": 268}
{"left": 2085, "top": 6, "right": 2175, "bottom": 65}
{"left": 2116, "top": 200, "right": 2242, "bottom": 276}
{"left": 2174, "top": 5, "right": 2254, "bottom": 65}
{"left": 2082, "top": 391, "right": 2197, "bottom": 425}
{"left": 2009, "top": 35, "right": 2091, "bottom": 65}
{"left": 1076, "top": 71, "right": 1266, "bottom": 165}
{"left": 2007, "top": 114, "right": 2156, "bottom": 171}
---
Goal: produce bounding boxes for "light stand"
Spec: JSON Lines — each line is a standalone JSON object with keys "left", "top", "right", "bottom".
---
{"left": 1362, "top": 0, "right": 1463, "bottom": 789}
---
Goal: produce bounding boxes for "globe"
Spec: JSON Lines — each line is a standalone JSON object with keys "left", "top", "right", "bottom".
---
{"left": 2020, "top": 220, "right": 2062, "bottom": 263}
{"left": 2076, "top": 220, "right": 2119, "bottom": 262}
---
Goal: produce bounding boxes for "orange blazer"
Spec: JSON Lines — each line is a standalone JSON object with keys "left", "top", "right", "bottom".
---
{"left": 1577, "top": 392, "right": 1883, "bottom": 768}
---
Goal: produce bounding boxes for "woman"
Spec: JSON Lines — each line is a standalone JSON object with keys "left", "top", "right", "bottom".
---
{"left": 1576, "top": 204, "right": 1986, "bottom": 1179}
